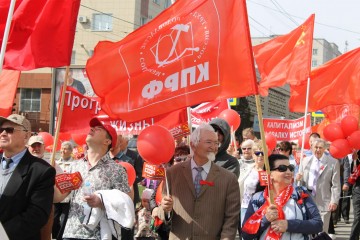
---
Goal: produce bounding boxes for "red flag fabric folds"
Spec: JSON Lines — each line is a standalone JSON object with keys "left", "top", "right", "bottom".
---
{"left": 0, "top": 0, "right": 80, "bottom": 70}
{"left": 0, "top": 70, "right": 20, "bottom": 116}
{"left": 86, "top": 0, "right": 257, "bottom": 122}
{"left": 253, "top": 14, "right": 315, "bottom": 96}
{"left": 289, "top": 47, "right": 360, "bottom": 113}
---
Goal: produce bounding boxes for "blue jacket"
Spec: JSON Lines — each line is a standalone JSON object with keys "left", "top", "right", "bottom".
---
{"left": 242, "top": 186, "right": 323, "bottom": 240}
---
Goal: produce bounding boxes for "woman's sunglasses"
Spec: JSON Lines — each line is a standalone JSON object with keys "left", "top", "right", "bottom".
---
{"left": 254, "top": 151, "right": 264, "bottom": 156}
{"left": 174, "top": 156, "right": 187, "bottom": 162}
{"left": 271, "top": 164, "right": 295, "bottom": 172}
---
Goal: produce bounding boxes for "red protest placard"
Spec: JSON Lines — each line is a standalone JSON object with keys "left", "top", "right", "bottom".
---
{"left": 55, "top": 172, "right": 83, "bottom": 194}
{"left": 142, "top": 162, "right": 165, "bottom": 180}
{"left": 258, "top": 171, "right": 269, "bottom": 186}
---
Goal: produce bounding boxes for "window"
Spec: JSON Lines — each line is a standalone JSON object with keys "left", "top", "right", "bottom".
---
{"left": 140, "top": 16, "right": 148, "bottom": 26}
{"left": 20, "top": 89, "right": 41, "bottom": 112}
{"left": 312, "top": 60, "right": 317, "bottom": 67}
{"left": 153, "top": 0, "right": 160, "bottom": 4}
{"left": 312, "top": 49, "right": 318, "bottom": 55}
{"left": 165, "top": 0, "right": 172, "bottom": 8}
{"left": 92, "top": 14, "right": 113, "bottom": 31}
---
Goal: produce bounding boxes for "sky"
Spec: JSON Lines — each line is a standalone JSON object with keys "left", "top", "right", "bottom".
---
{"left": 246, "top": 0, "right": 360, "bottom": 53}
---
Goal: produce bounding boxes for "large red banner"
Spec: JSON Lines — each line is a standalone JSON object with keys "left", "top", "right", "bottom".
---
{"left": 263, "top": 115, "right": 311, "bottom": 142}
{"left": 86, "top": 0, "right": 257, "bottom": 122}
{"left": 60, "top": 87, "right": 189, "bottom": 138}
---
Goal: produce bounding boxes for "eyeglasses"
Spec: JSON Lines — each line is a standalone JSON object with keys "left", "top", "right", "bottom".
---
{"left": 241, "top": 147, "right": 252, "bottom": 151}
{"left": 200, "top": 140, "right": 221, "bottom": 147}
{"left": 0, "top": 127, "right": 27, "bottom": 134}
{"left": 174, "top": 156, "right": 187, "bottom": 162}
{"left": 254, "top": 151, "right": 264, "bottom": 156}
{"left": 271, "top": 164, "right": 295, "bottom": 172}
{"left": 278, "top": 148, "right": 284, "bottom": 151}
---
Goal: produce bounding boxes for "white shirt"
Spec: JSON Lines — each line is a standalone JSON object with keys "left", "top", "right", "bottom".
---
{"left": 308, "top": 156, "right": 321, "bottom": 190}
{"left": 190, "top": 158, "right": 211, "bottom": 182}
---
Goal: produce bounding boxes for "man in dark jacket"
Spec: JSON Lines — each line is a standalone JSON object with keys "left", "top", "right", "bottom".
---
{"left": 210, "top": 118, "right": 240, "bottom": 178}
{"left": 0, "top": 114, "right": 56, "bottom": 240}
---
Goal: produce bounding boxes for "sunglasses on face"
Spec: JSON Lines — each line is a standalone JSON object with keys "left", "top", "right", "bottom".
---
{"left": 242, "top": 147, "right": 252, "bottom": 151}
{"left": 271, "top": 164, "right": 295, "bottom": 172}
{"left": 254, "top": 151, "right": 264, "bottom": 156}
{"left": 174, "top": 156, "right": 187, "bottom": 162}
{"left": 0, "top": 127, "right": 27, "bottom": 134}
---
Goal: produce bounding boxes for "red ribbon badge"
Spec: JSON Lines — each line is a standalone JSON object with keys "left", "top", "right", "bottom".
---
{"left": 200, "top": 180, "right": 214, "bottom": 186}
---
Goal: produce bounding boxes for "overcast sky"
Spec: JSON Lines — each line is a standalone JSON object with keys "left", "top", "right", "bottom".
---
{"left": 246, "top": 0, "right": 360, "bottom": 53}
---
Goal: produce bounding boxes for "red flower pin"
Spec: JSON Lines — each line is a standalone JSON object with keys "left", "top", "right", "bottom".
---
{"left": 297, "top": 191, "right": 309, "bottom": 205}
{"left": 320, "top": 165, "right": 325, "bottom": 171}
{"left": 200, "top": 180, "right": 214, "bottom": 186}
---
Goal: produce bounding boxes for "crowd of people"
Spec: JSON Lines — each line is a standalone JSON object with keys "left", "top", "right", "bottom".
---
{"left": 0, "top": 113, "right": 359, "bottom": 240}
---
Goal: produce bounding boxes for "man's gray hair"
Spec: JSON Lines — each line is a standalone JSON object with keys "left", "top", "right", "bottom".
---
{"left": 190, "top": 123, "right": 216, "bottom": 147}
{"left": 312, "top": 138, "right": 329, "bottom": 148}
{"left": 61, "top": 141, "right": 74, "bottom": 151}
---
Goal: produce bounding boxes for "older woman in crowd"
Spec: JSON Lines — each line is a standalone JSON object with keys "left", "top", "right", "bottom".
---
{"left": 239, "top": 139, "right": 255, "bottom": 171}
{"left": 239, "top": 142, "right": 265, "bottom": 224}
{"left": 242, "top": 154, "right": 322, "bottom": 240}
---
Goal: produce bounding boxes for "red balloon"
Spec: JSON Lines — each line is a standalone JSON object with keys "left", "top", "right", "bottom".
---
{"left": 72, "top": 133, "right": 87, "bottom": 146}
{"left": 323, "top": 123, "right": 345, "bottom": 141}
{"left": 329, "top": 139, "right": 351, "bottom": 159}
{"left": 138, "top": 125, "right": 175, "bottom": 165}
{"left": 155, "top": 181, "right": 164, "bottom": 205}
{"left": 117, "top": 161, "right": 136, "bottom": 186}
{"left": 297, "top": 133, "right": 311, "bottom": 149}
{"left": 265, "top": 133, "right": 277, "bottom": 151}
{"left": 59, "top": 132, "right": 72, "bottom": 142}
{"left": 37, "top": 132, "right": 54, "bottom": 147}
{"left": 45, "top": 144, "right": 61, "bottom": 152}
{"left": 348, "top": 130, "right": 360, "bottom": 149}
{"left": 341, "top": 116, "right": 359, "bottom": 137}
{"left": 218, "top": 109, "right": 241, "bottom": 130}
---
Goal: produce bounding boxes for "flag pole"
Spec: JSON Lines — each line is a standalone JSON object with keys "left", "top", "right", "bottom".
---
{"left": 255, "top": 95, "right": 274, "bottom": 203}
{"left": 187, "top": 107, "right": 192, "bottom": 145}
{"left": 298, "top": 76, "right": 311, "bottom": 185}
{"left": 0, "top": 0, "right": 17, "bottom": 72}
{"left": 50, "top": 67, "right": 70, "bottom": 166}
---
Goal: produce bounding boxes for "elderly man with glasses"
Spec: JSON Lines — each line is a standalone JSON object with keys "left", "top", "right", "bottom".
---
{"left": 297, "top": 138, "right": 341, "bottom": 234}
{"left": 0, "top": 114, "right": 56, "bottom": 240}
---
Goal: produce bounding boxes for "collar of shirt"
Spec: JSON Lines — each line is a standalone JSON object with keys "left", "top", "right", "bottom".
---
{"left": 3, "top": 148, "right": 27, "bottom": 168}
{"left": 191, "top": 158, "right": 211, "bottom": 181}
{"left": 84, "top": 152, "right": 112, "bottom": 168}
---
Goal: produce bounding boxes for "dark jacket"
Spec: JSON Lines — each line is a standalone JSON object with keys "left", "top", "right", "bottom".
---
{"left": 210, "top": 118, "right": 240, "bottom": 178}
{"left": 242, "top": 187, "right": 323, "bottom": 240}
{"left": 0, "top": 150, "right": 56, "bottom": 240}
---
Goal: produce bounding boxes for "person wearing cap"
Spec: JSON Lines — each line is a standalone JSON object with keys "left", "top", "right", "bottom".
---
{"left": 135, "top": 188, "right": 157, "bottom": 239}
{"left": 0, "top": 114, "right": 56, "bottom": 240}
{"left": 27, "top": 135, "right": 63, "bottom": 240}
{"left": 209, "top": 118, "right": 240, "bottom": 178}
{"left": 56, "top": 117, "right": 131, "bottom": 240}
{"left": 28, "top": 135, "right": 63, "bottom": 174}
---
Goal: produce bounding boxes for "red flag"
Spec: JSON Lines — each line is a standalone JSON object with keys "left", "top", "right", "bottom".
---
{"left": 289, "top": 47, "right": 360, "bottom": 112}
{"left": 191, "top": 99, "right": 229, "bottom": 127}
{"left": 253, "top": 14, "right": 315, "bottom": 96}
{"left": 0, "top": 0, "right": 80, "bottom": 70}
{"left": 0, "top": 70, "right": 20, "bottom": 116}
{"left": 86, "top": 0, "right": 257, "bottom": 122}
